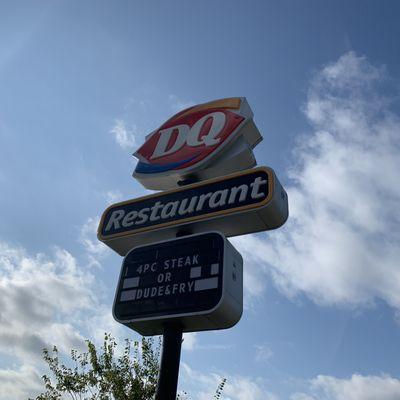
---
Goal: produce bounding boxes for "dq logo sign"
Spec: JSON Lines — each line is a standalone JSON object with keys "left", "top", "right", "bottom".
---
{"left": 133, "top": 98, "right": 248, "bottom": 175}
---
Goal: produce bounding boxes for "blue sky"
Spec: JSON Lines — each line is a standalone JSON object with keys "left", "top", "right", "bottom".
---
{"left": 1, "top": 1, "right": 400, "bottom": 399}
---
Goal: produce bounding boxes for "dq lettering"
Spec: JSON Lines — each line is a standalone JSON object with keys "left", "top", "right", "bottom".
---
{"left": 151, "top": 111, "right": 226, "bottom": 159}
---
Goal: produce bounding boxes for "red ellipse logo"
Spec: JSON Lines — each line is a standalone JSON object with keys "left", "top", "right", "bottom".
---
{"left": 134, "top": 98, "right": 246, "bottom": 174}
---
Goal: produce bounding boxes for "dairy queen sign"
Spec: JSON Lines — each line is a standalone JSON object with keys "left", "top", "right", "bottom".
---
{"left": 98, "top": 97, "right": 288, "bottom": 400}
{"left": 133, "top": 97, "right": 263, "bottom": 189}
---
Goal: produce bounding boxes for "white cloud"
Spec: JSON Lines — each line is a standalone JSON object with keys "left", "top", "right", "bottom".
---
{"left": 79, "top": 191, "right": 123, "bottom": 266}
{"left": 182, "top": 332, "right": 198, "bottom": 351}
{"left": 85, "top": 302, "right": 127, "bottom": 343}
{"left": 292, "top": 373, "right": 400, "bottom": 400}
{"left": 79, "top": 216, "right": 110, "bottom": 263}
{"left": 102, "top": 189, "right": 123, "bottom": 204}
{"left": 180, "top": 363, "right": 277, "bottom": 400}
{"left": 0, "top": 365, "right": 43, "bottom": 400}
{"left": 182, "top": 333, "right": 235, "bottom": 352}
{"left": 254, "top": 344, "right": 273, "bottom": 362}
{"left": 110, "top": 119, "right": 137, "bottom": 149}
{"left": 231, "top": 234, "right": 271, "bottom": 302}
{"left": 291, "top": 394, "right": 315, "bottom": 400}
{"left": 220, "top": 377, "right": 277, "bottom": 400}
{"left": 234, "top": 52, "right": 400, "bottom": 311}
{"left": 0, "top": 242, "right": 94, "bottom": 360}
{"left": 0, "top": 240, "right": 104, "bottom": 399}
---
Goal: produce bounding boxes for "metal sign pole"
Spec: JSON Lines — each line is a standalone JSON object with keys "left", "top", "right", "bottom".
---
{"left": 155, "top": 229, "right": 188, "bottom": 400}
{"left": 155, "top": 322, "right": 183, "bottom": 400}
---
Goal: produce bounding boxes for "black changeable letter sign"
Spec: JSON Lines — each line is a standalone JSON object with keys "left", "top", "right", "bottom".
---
{"left": 112, "top": 232, "right": 243, "bottom": 336}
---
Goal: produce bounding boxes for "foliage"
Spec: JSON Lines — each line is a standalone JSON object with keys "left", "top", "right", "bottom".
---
{"left": 213, "top": 378, "right": 226, "bottom": 400}
{"left": 32, "top": 333, "right": 225, "bottom": 400}
{"left": 32, "top": 333, "right": 160, "bottom": 400}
